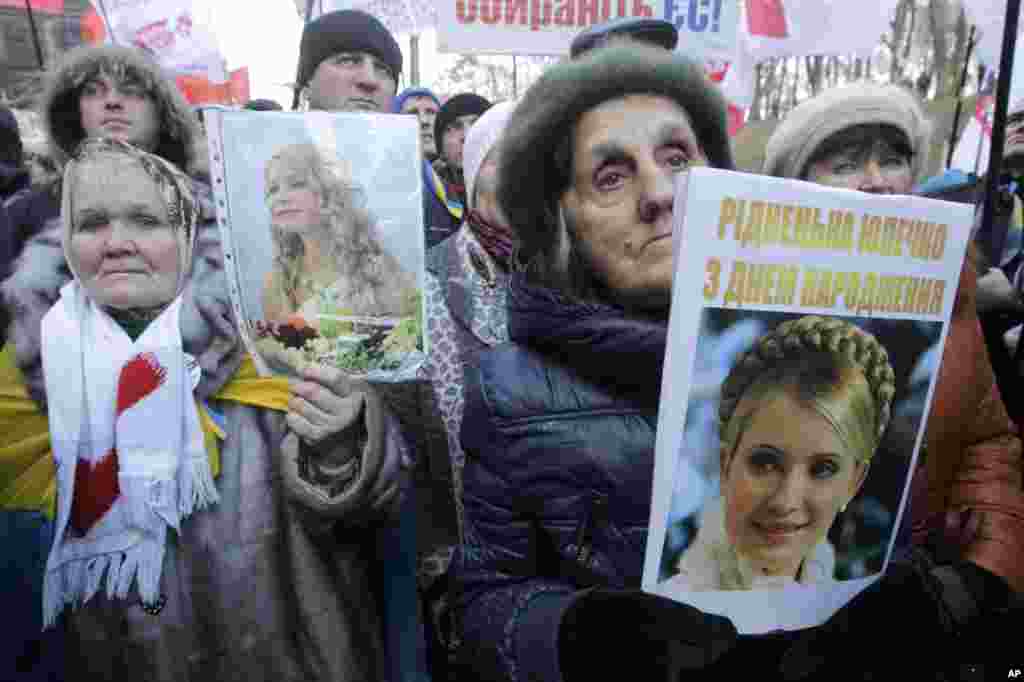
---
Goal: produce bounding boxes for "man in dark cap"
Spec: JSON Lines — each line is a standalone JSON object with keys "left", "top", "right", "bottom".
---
{"left": 570, "top": 16, "right": 678, "bottom": 58}
{"left": 293, "top": 12, "right": 434, "bottom": 682}
{"left": 294, "top": 8, "right": 402, "bottom": 112}
{"left": 426, "top": 92, "right": 491, "bottom": 247}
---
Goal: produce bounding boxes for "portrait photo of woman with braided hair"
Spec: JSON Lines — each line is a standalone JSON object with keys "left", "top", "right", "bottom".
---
{"left": 662, "top": 312, "right": 941, "bottom": 593}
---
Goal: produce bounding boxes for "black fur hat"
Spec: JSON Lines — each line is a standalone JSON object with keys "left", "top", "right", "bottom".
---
{"left": 498, "top": 42, "right": 734, "bottom": 261}
{"left": 296, "top": 10, "right": 402, "bottom": 90}
{"left": 434, "top": 93, "right": 492, "bottom": 150}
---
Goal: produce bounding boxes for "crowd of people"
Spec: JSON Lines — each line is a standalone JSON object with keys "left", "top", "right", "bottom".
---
{"left": 0, "top": 8, "right": 1021, "bottom": 682}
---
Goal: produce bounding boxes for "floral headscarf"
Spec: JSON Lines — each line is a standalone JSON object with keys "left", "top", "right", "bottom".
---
{"left": 60, "top": 137, "right": 198, "bottom": 322}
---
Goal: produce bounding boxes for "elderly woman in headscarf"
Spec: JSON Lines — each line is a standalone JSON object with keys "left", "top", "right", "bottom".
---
{"left": 763, "top": 83, "right": 1024, "bottom": 675}
{"left": 0, "top": 138, "right": 409, "bottom": 682}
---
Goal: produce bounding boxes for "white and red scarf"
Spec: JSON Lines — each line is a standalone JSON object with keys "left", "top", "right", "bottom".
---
{"left": 40, "top": 281, "right": 215, "bottom": 627}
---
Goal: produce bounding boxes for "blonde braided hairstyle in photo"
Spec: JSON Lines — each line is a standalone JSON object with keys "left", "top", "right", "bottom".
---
{"left": 718, "top": 316, "right": 897, "bottom": 472}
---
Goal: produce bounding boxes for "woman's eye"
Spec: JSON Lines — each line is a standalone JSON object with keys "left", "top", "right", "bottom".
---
{"left": 77, "top": 217, "right": 107, "bottom": 232}
{"left": 747, "top": 448, "right": 783, "bottom": 475}
{"left": 595, "top": 168, "right": 627, "bottom": 191}
{"left": 81, "top": 82, "right": 101, "bottom": 97}
{"left": 882, "top": 156, "right": 908, "bottom": 169}
{"left": 810, "top": 459, "right": 840, "bottom": 480}
{"left": 134, "top": 213, "right": 162, "bottom": 227}
{"left": 665, "top": 152, "right": 690, "bottom": 170}
{"left": 833, "top": 161, "right": 858, "bottom": 174}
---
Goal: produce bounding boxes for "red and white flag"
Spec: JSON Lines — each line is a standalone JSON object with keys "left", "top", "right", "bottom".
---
{"left": 742, "top": 0, "right": 900, "bottom": 60}
{"left": 951, "top": 74, "right": 997, "bottom": 175}
{"left": 0, "top": 0, "right": 63, "bottom": 13}
{"left": 88, "top": 0, "right": 227, "bottom": 84}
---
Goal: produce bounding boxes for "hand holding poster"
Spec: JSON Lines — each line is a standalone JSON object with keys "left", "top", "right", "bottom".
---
{"left": 204, "top": 110, "right": 426, "bottom": 382}
{"left": 643, "top": 168, "right": 972, "bottom": 633}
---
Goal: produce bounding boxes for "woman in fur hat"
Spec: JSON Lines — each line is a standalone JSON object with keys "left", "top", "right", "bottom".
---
{"left": 764, "top": 83, "right": 1024, "bottom": 676}
{"left": 2, "top": 44, "right": 207, "bottom": 294}
{"left": 0, "top": 138, "right": 409, "bottom": 682}
{"left": 450, "top": 42, "right": 740, "bottom": 682}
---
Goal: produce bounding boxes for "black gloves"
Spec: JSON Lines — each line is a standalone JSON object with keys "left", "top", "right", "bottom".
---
{"left": 559, "top": 589, "right": 737, "bottom": 682}
{"left": 780, "top": 547, "right": 1012, "bottom": 680}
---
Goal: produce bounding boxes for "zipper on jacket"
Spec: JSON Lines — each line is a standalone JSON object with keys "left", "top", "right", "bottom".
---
{"left": 574, "top": 493, "right": 608, "bottom": 566}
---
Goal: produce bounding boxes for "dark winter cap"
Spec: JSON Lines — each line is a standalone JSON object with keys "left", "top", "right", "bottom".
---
{"left": 296, "top": 10, "right": 402, "bottom": 90}
{"left": 393, "top": 87, "right": 440, "bottom": 114}
{"left": 499, "top": 42, "right": 733, "bottom": 258}
{"left": 0, "top": 104, "right": 23, "bottom": 166}
{"left": 434, "top": 93, "right": 492, "bottom": 146}
{"left": 570, "top": 17, "right": 678, "bottom": 58}
{"left": 244, "top": 98, "right": 283, "bottom": 111}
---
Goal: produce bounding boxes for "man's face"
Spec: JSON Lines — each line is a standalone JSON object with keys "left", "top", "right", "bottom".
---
{"left": 804, "top": 138, "right": 913, "bottom": 195}
{"left": 560, "top": 94, "right": 705, "bottom": 311}
{"left": 79, "top": 73, "right": 161, "bottom": 151}
{"left": 441, "top": 114, "right": 479, "bottom": 169}
{"left": 401, "top": 96, "right": 439, "bottom": 158}
{"left": 307, "top": 51, "right": 397, "bottom": 112}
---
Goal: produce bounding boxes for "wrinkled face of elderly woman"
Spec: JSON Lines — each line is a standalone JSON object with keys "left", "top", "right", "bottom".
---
{"left": 803, "top": 125, "right": 914, "bottom": 195}
{"left": 265, "top": 160, "right": 323, "bottom": 234}
{"left": 68, "top": 153, "right": 180, "bottom": 309}
{"left": 721, "top": 386, "right": 869, "bottom": 580}
{"left": 560, "top": 94, "right": 706, "bottom": 310}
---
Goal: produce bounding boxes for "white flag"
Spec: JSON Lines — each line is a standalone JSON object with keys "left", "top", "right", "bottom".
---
{"left": 951, "top": 93, "right": 994, "bottom": 175}
{"left": 742, "top": 0, "right": 900, "bottom": 60}
{"left": 91, "top": 0, "right": 227, "bottom": 83}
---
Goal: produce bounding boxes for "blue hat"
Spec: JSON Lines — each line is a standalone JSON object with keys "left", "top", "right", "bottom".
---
{"left": 393, "top": 87, "right": 440, "bottom": 114}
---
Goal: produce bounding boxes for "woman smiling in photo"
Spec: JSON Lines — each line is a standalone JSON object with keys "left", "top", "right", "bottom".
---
{"left": 671, "top": 315, "right": 895, "bottom": 590}
{"left": 261, "top": 143, "right": 417, "bottom": 329}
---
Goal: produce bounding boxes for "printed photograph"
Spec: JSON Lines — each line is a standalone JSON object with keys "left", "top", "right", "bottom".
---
{"left": 211, "top": 111, "right": 424, "bottom": 378}
{"left": 658, "top": 309, "right": 942, "bottom": 589}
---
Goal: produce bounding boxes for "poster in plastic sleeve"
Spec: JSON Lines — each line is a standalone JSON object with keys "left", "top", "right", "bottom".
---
{"left": 642, "top": 167, "right": 972, "bottom": 633}
{"left": 205, "top": 109, "right": 426, "bottom": 383}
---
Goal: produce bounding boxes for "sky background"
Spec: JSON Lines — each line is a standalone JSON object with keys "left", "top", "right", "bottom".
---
{"left": 208, "top": 0, "right": 456, "bottom": 108}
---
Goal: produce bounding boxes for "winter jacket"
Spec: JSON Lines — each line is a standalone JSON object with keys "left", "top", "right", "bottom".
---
{"left": 908, "top": 257, "right": 1024, "bottom": 594}
{"left": 1, "top": 214, "right": 411, "bottom": 682}
{"left": 452, "top": 273, "right": 666, "bottom": 682}
{"left": 423, "top": 225, "right": 509, "bottom": 545}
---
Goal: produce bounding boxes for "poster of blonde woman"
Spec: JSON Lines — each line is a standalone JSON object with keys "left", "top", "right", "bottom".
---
{"left": 205, "top": 110, "right": 423, "bottom": 380}
{"left": 642, "top": 168, "right": 973, "bottom": 633}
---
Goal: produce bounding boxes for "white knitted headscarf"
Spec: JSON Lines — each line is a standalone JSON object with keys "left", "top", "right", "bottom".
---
{"left": 463, "top": 101, "right": 517, "bottom": 212}
{"left": 763, "top": 83, "right": 932, "bottom": 183}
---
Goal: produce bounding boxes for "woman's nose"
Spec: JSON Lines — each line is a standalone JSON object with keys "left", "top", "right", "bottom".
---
{"left": 765, "top": 469, "right": 805, "bottom": 513}
{"left": 637, "top": 162, "right": 675, "bottom": 224}
{"left": 104, "top": 218, "right": 136, "bottom": 252}
{"left": 858, "top": 159, "right": 889, "bottom": 194}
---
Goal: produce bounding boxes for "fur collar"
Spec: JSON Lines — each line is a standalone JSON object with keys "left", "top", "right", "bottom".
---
{"left": 674, "top": 496, "right": 836, "bottom": 591}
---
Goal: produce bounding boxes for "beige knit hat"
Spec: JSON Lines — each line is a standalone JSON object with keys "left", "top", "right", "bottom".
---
{"left": 763, "top": 83, "right": 932, "bottom": 182}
